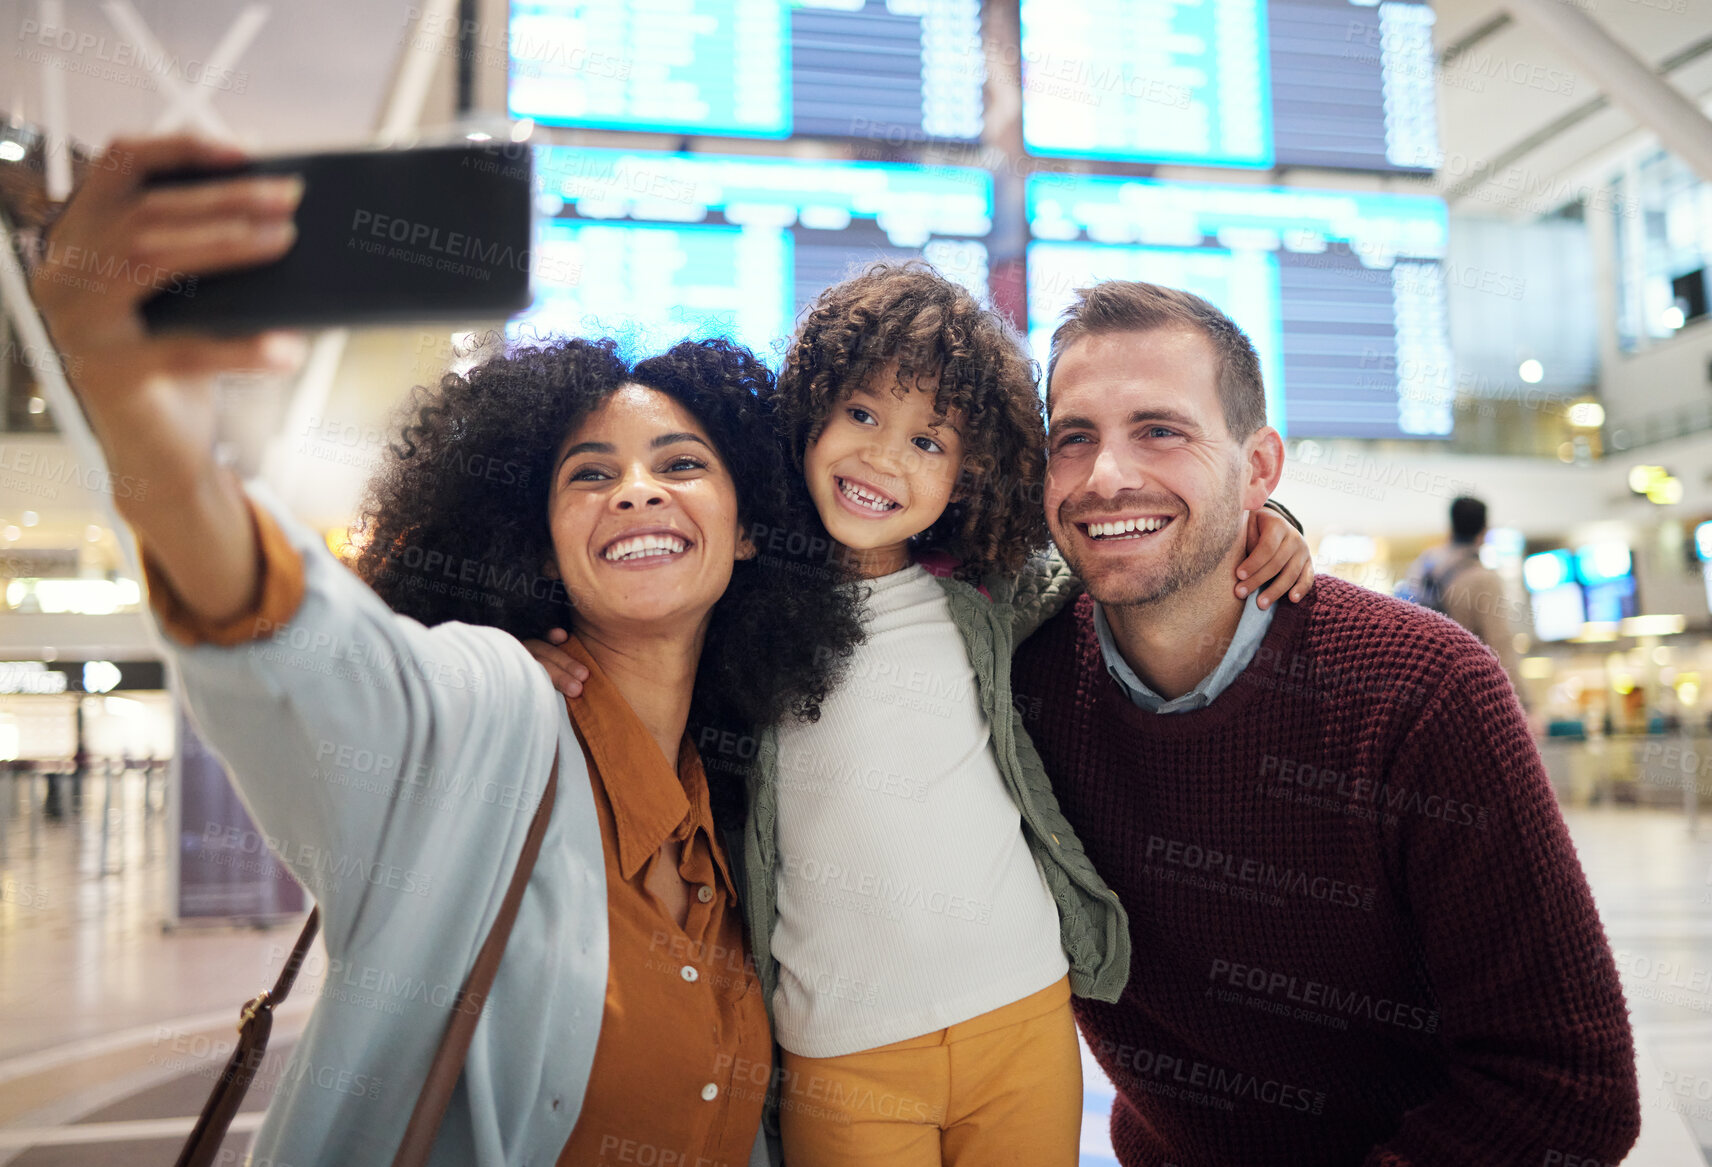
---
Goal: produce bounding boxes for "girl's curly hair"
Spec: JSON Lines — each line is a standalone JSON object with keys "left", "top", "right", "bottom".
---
{"left": 351, "top": 335, "right": 863, "bottom": 736}
{"left": 772, "top": 260, "right": 1049, "bottom": 581}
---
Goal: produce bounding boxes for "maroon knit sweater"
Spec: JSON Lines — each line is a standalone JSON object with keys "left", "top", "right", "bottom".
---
{"left": 1012, "top": 578, "right": 1640, "bottom": 1167}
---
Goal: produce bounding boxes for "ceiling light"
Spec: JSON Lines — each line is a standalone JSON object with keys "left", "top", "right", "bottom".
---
{"left": 1316, "top": 533, "right": 1377, "bottom": 564}
{"left": 1621, "top": 614, "right": 1687, "bottom": 637}
{"left": 1630, "top": 464, "right": 1669, "bottom": 494}
{"left": 82, "top": 661, "right": 121, "bottom": 694}
{"left": 1523, "top": 552, "right": 1569, "bottom": 592}
{"left": 1648, "top": 477, "right": 1684, "bottom": 505}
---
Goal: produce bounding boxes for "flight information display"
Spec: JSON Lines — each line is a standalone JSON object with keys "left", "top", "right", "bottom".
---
{"left": 509, "top": 0, "right": 985, "bottom": 142}
{"left": 516, "top": 147, "right": 993, "bottom": 359}
{"left": 1027, "top": 173, "right": 1452, "bottom": 439}
{"left": 1019, "top": 0, "right": 1438, "bottom": 173}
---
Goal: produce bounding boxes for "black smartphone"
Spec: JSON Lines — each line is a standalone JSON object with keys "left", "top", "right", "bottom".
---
{"left": 141, "top": 143, "right": 535, "bottom": 334}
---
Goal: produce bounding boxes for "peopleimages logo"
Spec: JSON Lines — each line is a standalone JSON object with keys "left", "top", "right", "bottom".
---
{"left": 1207, "top": 958, "right": 1439, "bottom": 1033}
{"left": 349, "top": 209, "right": 514, "bottom": 265}
{"left": 1092, "top": 1036, "right": 1328, "bottom": 1116}
{"left": 0, "top": 446, "right": 148, "bottom": 502}
{"left": 345, "top": 209, "right": 583, "bottom": 287}
{"left": 15, "top": 20, "right": 249, "bottom": 92}
{"left": 36, "top": 239, "right": 197, "bottom": 296}
{"left": 1144, "top": 835, "right": 1377, "bottom": 910}
{"left": 779, "top": 854, "right": 994, "bottom": 924}
{"left": 248, "top": 617, "right": 486, "bottom": 692}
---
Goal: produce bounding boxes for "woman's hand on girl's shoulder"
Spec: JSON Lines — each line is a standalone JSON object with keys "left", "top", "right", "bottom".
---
{"left": 1236, "top": 506, "right": 1315, "bottom": 610}
{"left": 520, "top": 627, "right": 591, "bottom": 698}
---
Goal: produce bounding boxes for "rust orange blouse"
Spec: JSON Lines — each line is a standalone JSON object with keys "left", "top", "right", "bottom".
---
{"left": 143, "top": 496, "right": 771, "bottom": 1165}
{"left": 554, "top": 634, "right": 770, "bottom": 1166}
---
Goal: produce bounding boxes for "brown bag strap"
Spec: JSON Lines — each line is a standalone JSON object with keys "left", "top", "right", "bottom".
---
{"left": 174, "top": 907, "right": 321, "bottom": 1167}
{"left": 391, "top": 746, "right": 559, "bottom": 1164}
{"left": 175, "top": 746, "right": 560, "bottom": 1167}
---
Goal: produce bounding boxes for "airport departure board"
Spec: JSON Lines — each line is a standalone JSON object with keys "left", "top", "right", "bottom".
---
{"left": 516, "top": 147, "right": 993, "bottom": 359}
{"left": 1019, "top": 0, "right": 1439, "bottom": 173}
{"left": 1027, "top": 173, "right": 1453, "bottom": 439}
{"left": 509, "top": 0, "right": 985, "bottom": 142}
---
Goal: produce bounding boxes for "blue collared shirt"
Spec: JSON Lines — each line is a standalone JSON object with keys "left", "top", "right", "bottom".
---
{"left": 1093, "top": 592, "right": 1275, "bottom": 713}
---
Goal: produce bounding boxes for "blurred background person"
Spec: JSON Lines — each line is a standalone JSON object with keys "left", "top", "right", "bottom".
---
{"left": 1400, "top": 495, "right": 1525, "bottom": 699}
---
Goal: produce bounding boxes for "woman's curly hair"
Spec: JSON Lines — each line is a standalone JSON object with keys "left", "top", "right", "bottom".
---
{"left": 772, "top": 260, "right": 1049, "bottom": 581}
{"left": 351, "top": 335, "right": 863, "bottom": 738}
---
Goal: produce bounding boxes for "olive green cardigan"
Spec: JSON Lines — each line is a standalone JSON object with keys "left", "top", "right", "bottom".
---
{"left": 737, "top": 550, "right": 1132, "bottom": 1029}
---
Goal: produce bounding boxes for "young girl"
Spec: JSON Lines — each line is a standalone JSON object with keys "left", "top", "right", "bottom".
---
{"left": 531, "top": 262, "right": 1312, "bottom": 1164}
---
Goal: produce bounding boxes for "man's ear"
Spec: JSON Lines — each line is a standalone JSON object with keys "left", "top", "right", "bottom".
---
{"left": 1241, "top": 426, "right": 1286, "bottom": 512}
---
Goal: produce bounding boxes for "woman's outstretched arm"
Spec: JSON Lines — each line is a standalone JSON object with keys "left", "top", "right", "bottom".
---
{"left": 28, "top": 136, "right": 564, "bottom": 955}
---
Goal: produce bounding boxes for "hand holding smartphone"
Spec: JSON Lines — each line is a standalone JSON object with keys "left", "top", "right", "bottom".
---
{"left": 141, "top": 142, "right": 535, "bottom": 334}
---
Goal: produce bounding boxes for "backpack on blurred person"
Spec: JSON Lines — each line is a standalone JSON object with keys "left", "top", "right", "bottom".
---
{"left": 1399, "top": 495, "right": 1490, "bottom": 616}
{"left": 1405, "top": 547, "right": 1480, "bottom": 616}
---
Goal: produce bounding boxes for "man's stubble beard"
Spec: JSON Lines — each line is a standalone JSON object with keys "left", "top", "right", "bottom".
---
{"left": 1060, "top": 462, "right": 1248, "bottom": 611}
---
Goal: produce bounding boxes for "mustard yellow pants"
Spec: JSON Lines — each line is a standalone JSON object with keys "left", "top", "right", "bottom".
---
{"left": 778, "top": 976, "right": 1081, "bottom": 1167}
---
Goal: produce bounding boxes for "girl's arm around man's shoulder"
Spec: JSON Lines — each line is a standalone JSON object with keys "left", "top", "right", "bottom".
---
{"left": 1001, "top": 550, "right": 1083, "bottom": 645}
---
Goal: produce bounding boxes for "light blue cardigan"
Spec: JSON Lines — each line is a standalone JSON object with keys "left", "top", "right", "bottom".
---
{"left": 158, "top": 484, "right": 770, "bottom": 1167}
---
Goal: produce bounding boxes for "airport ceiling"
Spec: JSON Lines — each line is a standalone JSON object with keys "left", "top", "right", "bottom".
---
{"left": 1428, "top": 0, "right": 1712, "bottom": 213}
{"left": 3, "top": 0, "right": 1712, "bottom": 539}
{"left": 4, "top": 0, "right": 1712, "bottom": 215}
{"left": 1, "top": 1, "right": 409, "bottom": 151}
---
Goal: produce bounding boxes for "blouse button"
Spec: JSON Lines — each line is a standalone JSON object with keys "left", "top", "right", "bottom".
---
{"left": 697, "top": 884, "right": 715, "bottom": 903}
{"left": 701, "top": 1083, "right": 719, "bottom": 1102}
{"left": 681, "top": 965, "right": 699, "bottom": 983}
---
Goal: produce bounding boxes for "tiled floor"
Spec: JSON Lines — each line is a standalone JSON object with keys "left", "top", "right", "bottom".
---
{"left": 0, "top": 770, "right": 313, "bottom": 1166}
{"left": 1, "top": 770, "right": 1707, "bottom": 1165}
{"left": 1567, "top": 807, "right": 1712, "bottom": 1163}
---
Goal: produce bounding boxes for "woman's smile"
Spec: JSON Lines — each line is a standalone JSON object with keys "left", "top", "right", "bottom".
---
{"left": 598, "top": 525, "right": 695, "bottom": 569}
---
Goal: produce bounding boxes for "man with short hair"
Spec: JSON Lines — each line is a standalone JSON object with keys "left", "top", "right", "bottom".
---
{"left": 1013, "top": 281, "right": 1639, "bottom": 1166}
{"left": 1401, "top": 495, "right": 1524, "bottom": 696}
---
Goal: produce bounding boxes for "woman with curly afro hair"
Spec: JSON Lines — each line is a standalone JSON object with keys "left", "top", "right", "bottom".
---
{"left": 30, "top": 133, "right": 866, "bottom": 1167}
{"left": 354, "top": 334, "right": 862, "bottom": 739}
